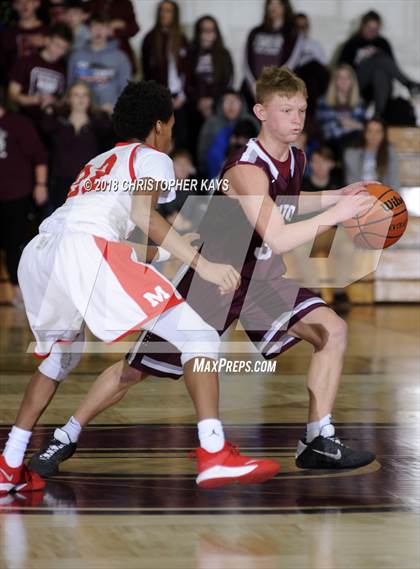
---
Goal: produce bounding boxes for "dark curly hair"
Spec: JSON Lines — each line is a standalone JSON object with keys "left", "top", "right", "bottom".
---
{"left": 49, "top": 23, "right": 73, "bottom": 44}
{"left": 112, "top": 81, "right": 173, "bottom": 141}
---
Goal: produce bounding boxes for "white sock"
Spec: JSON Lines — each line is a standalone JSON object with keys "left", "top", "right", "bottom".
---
{"left": 3, "top": 426, "right": 32, "bottom": 468}
{"left": 57, "top": 416, "right": 82, "bottom": 443}
{"left": 198, "top": 418, "right": 225, "bottom": 453}
{"left": 306, "top": 414, "right": 332, "bottom": 443}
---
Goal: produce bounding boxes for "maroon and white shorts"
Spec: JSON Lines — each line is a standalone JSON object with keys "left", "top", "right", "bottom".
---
{"left": 126, "top": 266, "right": 326, "bottom": 379}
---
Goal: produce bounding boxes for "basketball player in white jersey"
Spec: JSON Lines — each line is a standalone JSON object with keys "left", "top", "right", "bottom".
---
{"left": 25, "top": 69, "right": 378, "bottom": 487}
{"left": 0, "top": 81, "right": 280, "bottom": 494}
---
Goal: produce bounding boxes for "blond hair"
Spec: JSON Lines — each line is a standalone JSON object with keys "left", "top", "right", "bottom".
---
{"left": 325, "top": 64, "right": 361, "bottom": 108}
{"left": 256, "top": 66, "right": 307, "bottom": 104}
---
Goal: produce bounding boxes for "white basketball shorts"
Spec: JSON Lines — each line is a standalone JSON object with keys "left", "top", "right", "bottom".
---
{"left": 18, "top": 232, "right": 184, "bottom": 357}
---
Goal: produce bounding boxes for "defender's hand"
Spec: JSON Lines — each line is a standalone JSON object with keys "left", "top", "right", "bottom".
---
{"left": 182, "top": 232, "right": 200, "bottom": 247}
{"left": 196, "top": 258, "right": 241, "bottom": 294}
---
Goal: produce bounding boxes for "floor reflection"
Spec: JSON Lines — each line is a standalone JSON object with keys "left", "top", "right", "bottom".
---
{"left": 0, "top": 423, "right": 418, "bottom": 515}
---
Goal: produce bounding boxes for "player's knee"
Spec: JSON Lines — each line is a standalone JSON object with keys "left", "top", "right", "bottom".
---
{"left": 37, "top": 329, "right": 85, "bottom": 382}
{"left": 180, "top": 328, "right": 220, "bottom": 367}
{"left": 38, "top": 344, "right": 82, "bottom": 382}
{"left": 326, "top": 316, "right": 348, "bottom": 350}
{"left": 168, "top": 304, "right": 221, "bottom": 366}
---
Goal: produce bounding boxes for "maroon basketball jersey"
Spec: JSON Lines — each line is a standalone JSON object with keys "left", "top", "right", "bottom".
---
{"left": 196, "top": 138, "right": 306, "bottom": 281}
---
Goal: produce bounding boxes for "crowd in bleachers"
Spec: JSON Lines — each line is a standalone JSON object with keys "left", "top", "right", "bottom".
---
{"left": 0, "top": 0, "right": 419, "bottom": 306}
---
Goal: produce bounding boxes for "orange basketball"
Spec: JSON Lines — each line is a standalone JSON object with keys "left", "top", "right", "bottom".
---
{"left": 343, "top": 183, "right": 408, "bottom": 249}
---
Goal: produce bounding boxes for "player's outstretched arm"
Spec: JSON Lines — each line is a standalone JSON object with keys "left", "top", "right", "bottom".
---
{"left": 299, "top": 181, "right": 377, "bottom": 215}
{"left": 225, "top": 165, "right": 376, "bottom": 255}
{"left": 130, "top": 180, "right": 240, "bottom": 294}
{"left": 122, "top": 233, "right": 200, "bottom": 264}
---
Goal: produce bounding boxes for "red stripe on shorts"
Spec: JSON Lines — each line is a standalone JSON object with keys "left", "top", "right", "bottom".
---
{"left": 93, "top": 236, "right": 183, "bottom": 329}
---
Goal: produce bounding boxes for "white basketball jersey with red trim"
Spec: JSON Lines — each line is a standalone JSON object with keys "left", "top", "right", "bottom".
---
{"left": 39, "top": 142, "right": 176, "bottom": 241}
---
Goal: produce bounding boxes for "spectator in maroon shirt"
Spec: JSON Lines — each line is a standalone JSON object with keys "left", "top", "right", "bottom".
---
{"left": 189, "top": 16, "right": 234, "bottom": 119}
{"left": 187, "top": 15, "right": 234, "bottom": 157}
{"left": 0, "top": 87, "right": 48, "bottom": 306}
{"left": 40, "top": 80, "right": 114, "bottom": 210}
{"left": 0, "top": 0, "right": 48, "bottom": 85}
{"left": 86, "top": 0, "right": 140, "bottom": 73}
{"left": 141, "top": 1, "right": 189, "bottom": 148}
{"left": 9, "top": 23, "right": 73, "bottom": 127}
{"left": 242, "top": 0, "right": 304, "bottom": 108}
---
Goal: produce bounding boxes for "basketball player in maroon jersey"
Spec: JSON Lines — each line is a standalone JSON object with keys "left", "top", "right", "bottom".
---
{"left": 30, "top": 67, "right": 376, "bottom": 479}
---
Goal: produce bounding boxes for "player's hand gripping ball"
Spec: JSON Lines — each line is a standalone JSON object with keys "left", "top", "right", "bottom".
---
{"left": 343, "top": 183, "right": 408, "bottom": 249}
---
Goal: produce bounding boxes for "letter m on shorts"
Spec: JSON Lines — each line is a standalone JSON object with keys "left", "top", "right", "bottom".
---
{"left": 143, "top": 286, "right": 171, "bottom": 308}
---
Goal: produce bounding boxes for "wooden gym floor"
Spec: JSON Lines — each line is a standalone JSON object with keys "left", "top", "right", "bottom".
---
{"left": 0, "top": 303, "right": 419, "bottom": 569}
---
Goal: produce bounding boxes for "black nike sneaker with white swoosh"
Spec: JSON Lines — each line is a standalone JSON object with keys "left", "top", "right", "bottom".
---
{"left": 28, "top": 429, "right": 77, "bottom": 477}
{"left": 295, "top": 424, "right": 376, "bottom": 469}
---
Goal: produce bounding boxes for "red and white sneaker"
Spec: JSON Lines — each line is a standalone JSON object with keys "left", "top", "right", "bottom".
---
{"left": 0, "top": 490, "right": 45, "bottom": 510}
{"left": 191, "top": 441, "right": 280, "bottom": 489}
{"left": 0, "top": 455, "right": 46, "bottom": 495}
